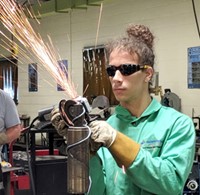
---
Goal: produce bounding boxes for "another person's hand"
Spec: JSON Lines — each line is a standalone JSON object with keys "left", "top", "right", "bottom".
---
{"left": 89, "top": 120, "right": 117, "bottom": 152}
{"left": 51, "top": 108, "right": 68, "bottom": 138}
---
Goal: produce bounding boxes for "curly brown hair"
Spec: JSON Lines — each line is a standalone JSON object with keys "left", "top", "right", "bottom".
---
{"left": 105, "top": 24, "right": 155, "bottom": 68}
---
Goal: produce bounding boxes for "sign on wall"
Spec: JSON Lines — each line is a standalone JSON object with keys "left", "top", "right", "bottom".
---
{"left": 28, "top": 63, "right": 38, "bottom": 92}
{"left": 188, "top": 46, "right": 200, "bottom": 88}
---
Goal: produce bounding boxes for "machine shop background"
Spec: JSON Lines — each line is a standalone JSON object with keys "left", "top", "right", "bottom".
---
{"left": 1, "top": 0, "right": 200, "bottom": 195}
{"left": 0, "top": 0, "right": 200, "bottom": 121}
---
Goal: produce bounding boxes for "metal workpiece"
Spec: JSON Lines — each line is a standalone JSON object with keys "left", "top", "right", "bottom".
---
{"left": 59, "top": 97, "right": 91, "bottom": 195}
{"left": 67, "top": 126, "right": 90, "bottom": 194}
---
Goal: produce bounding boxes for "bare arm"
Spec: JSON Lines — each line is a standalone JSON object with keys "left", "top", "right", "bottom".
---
{"left": 5, "top": 124, "right": 21, "bottom": 143}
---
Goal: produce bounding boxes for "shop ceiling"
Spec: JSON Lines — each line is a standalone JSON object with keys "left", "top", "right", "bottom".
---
{"left": 16, "top": 0, "right": 104, "bottom": 17}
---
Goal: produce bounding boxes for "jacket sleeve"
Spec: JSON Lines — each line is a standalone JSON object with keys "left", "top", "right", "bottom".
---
{"left": 127, "top": 116, "right": 196, "bottom": 195}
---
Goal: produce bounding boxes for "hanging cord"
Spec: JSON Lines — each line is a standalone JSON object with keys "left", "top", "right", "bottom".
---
{"left": 192, "top": 0, "right": 200, "bottom": 39}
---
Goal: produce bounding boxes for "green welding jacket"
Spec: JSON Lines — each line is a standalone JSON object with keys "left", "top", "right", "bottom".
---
{"left": 94, "top": 98, "right": 195, "bottom": 195}
{"left": 88, "top": 154, "right": 105, "bottom": 195}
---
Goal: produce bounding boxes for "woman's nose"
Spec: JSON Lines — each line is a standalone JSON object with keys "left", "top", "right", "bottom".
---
{"left": 112, "top": 70, "right": 123, "bottom": 81}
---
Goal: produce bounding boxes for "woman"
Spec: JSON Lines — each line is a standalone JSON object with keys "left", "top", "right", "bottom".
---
{"left": 89, "top": 24, "right": 195, "bottom": 195}
{"left": 51, "top": 24, "right": 195, "bottom": 195}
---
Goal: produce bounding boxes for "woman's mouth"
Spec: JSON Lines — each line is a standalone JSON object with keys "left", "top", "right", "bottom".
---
{"left": 113, "top": 88, "right": 125, "bottom": 93}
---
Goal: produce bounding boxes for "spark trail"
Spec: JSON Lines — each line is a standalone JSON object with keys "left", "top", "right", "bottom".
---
{"left": 0, "top": 0, "right": 78, "bottom": 99}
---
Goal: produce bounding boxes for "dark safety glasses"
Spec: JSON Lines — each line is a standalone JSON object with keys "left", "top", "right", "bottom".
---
{"left": 106, "top": 64, "right": 149, "bottom": 77}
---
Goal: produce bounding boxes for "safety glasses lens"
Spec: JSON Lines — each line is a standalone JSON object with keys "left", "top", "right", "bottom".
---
{"left": 106, "top": 64, "right": 140, "bottom": 77}
{"left": 121, "top": 64, "right": 138, "bottom": 76}
{"left": 106, "top": 66, "right": 116, "bottom": 77}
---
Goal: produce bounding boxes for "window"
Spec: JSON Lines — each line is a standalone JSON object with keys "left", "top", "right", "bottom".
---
{"left": 83, "top": 46, "right": 118, "bottom": 105}
{"left": 0, "top": 58, "right": 18, "bottom": 104}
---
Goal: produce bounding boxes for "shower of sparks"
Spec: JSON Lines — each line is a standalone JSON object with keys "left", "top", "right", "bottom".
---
{"left": 95, "top": 2, "right": 103, "bottom": 48}
{"left": 0, "top": 0, "right": 78, "bottom": 99}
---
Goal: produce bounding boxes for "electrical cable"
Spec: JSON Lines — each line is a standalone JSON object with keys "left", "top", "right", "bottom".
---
{"left": 67, "top": 125, "right": 91, "bottom": 152}
{"left": 67, "top": 107, "right": 91, "bottom": 151}
{"left": 192, "top": 0, "right": 200, "bottom": 39}
{"left": 66, "top": 107, "right": 92, "bottom": 194}
{"left": 67, "top": 125, "right": 92, "bottom": 194}
{"left": 71, "top": 106, "right": 87, "bottom": 125}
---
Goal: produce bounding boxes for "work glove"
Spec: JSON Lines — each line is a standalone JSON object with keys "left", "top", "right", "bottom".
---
{"left": 51, "top": 108, "right": 68, "bottom": 138}
{"left": 90, "top": 121, "right": 140, "bottom": 168}
{"left": 89, "top": 120, "right": 117, "bottom": 152}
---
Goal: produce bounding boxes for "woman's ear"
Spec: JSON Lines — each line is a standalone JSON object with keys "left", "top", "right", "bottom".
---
{"left": 145, "top": 66, "right": 154, "bottom": 83}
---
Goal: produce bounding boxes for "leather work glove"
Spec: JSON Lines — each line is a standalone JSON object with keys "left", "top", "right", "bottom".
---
{"left": 89, "top": 120, "right": 117, "bottom": 151}
{"left": 51, "top": 108, "right": 68, "bottom": 138}
{"left": 90, "top": 121, "right": 140, "bottom": 168}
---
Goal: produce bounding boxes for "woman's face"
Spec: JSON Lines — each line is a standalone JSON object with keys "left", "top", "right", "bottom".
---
{"left": 108, "top": 49, "right": 152, "bottom": 105}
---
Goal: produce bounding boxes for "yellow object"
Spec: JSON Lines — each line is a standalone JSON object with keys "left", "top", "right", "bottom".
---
{"left": 1, "top": 161, "right": 12, "bottom": 168}
{"left": 109, "top": 131, "right": 140, "bottom": 168}
{"left": 11, "top": 42, "right": 19, "bottom": 57}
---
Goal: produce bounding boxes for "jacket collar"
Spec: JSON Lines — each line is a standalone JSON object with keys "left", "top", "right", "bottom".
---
{"left": 115, "top": 98, "right": 162, "bottom": 121}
